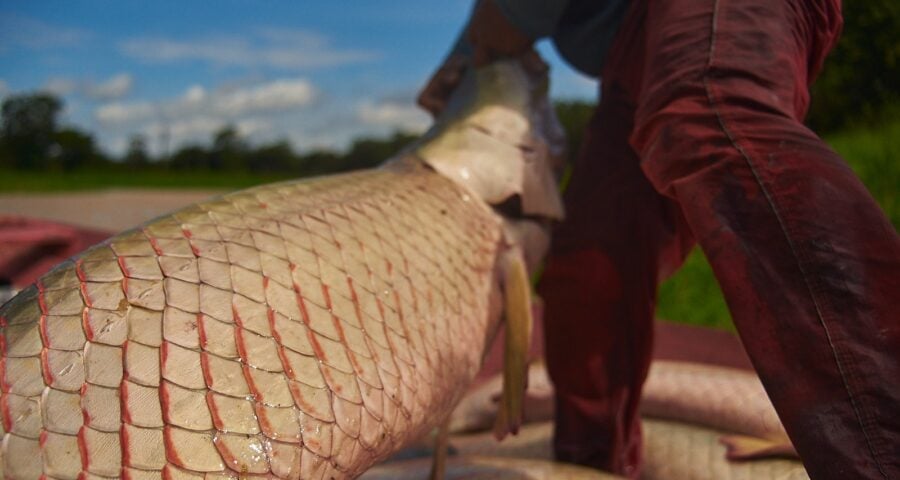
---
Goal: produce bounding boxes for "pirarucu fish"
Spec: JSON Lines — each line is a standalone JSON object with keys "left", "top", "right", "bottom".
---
{"left": 0, "top": 58, "right": 564, "bottom": 479}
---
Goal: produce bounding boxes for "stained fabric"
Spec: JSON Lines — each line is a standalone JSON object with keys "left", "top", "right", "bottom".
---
{"left": 538, "top": 0, "right": 900, "bottom": 478}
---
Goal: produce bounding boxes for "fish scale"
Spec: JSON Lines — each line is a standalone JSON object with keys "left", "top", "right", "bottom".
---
{"left": 0, "top": 162, "right": 506, "bottom": 479}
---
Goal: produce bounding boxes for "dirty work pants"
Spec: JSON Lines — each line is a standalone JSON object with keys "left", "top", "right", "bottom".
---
{"left": 537, "top": 0, "right": 900, "bottom": 478}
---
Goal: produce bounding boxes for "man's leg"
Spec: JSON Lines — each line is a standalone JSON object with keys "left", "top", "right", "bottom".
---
{"left": 537, "top": 35, "right": 693, "bottom": 474}
{"left": 630, "top": 0, "right": 900, "bottom": 478}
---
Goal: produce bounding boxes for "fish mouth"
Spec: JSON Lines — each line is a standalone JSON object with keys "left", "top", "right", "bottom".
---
{"left": 412, "top": 57, "right": 565, "bottom": 226}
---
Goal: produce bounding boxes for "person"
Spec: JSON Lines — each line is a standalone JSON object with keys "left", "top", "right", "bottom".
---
{"left": 417, "top": 1, "right": 900, "bottom": 479}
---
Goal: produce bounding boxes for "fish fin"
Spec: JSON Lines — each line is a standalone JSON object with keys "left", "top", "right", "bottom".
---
{"left": 719, "top": 434, "right": 799, "bottom": 461}
{"left": 429, "top": 416, "right": 451, "bottom": 480}
{"left": 493, "top": 250, "right": 533, "bottom": 441}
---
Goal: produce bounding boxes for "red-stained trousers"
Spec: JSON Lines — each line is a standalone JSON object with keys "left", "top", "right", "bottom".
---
{"left": 537, "top": 0, "right": 900, "bottom": 478}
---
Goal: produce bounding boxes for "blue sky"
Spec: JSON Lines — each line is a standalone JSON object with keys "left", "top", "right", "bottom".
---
{"left": 0, "top": 1, "right": 596, "bottom": 156}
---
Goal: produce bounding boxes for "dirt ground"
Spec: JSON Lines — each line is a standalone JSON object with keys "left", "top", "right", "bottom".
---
{"left": 0, "top": 189, "right": 225, "bottom": 233}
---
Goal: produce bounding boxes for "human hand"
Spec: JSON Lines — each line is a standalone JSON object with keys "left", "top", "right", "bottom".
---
{"left": 418, "top": 0, "right": 537, "bottom": 118}
{"left": 417, "top": 48, "right": 548, "bottom": 119}
{"left": 417, "top": 54, "right": 469, "bottom": 118}
{"left": 466, "top": 0, "right": 534, "bottom": 67}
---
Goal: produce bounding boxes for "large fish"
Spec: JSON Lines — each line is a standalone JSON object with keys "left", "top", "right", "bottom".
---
{"left": 361, "top": 454, "right": 618, "bottom": 480}
{"left": 443, "top": 360, "right": 805, "bottom": 478}
{"left": 448, "top": 360, "right": 799, "bottom": 461}
{"left": 640, "top": 361, "right": 797, "bottom": 460}
{"left": 640, "top": 419, "right": 807, "bottom": 480}
{"left": 437, "top": 420, "right": 808, "bottom": 480}
{"left": 0, "top": 58, "right": 564, "bottom": 479}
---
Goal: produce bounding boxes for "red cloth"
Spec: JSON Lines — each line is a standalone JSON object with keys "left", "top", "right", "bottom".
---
{"left": 538, "top": 0, "right": 900, "bottom": 478}
{"left": 0, "top": 216, "right": 110, "bottom": 289}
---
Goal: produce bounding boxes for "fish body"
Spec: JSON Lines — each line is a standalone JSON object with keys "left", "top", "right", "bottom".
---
{"left": 641, "top": 419, "right": 808, "bottom": 480}
{"left": 448, "top": 360, "right": 801, "bottom": 466}
{"left": 640, "top": 361, "right": 791, "bottom": 446}
{"left": 360, "top": 454, "right": 619, "bottom": 480}
{"left": 439, "top": 420, "right": 808, "bottom": 480}
{"left": 641, "top": 361, "right": 799, "bottom": 461}
{"left": 0, "top": 60, "right": 565, "bottom": 479}
{"left": 451, "top": 359, "right": 791, "bottom": 442}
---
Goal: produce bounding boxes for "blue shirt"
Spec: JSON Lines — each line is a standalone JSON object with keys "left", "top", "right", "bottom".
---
{"left": 454, "top": 0, "right": 631, "bottom": 78}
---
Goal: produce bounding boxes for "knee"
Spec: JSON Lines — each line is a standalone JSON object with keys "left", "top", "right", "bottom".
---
{"left": 629, "top": 75, "right": 811, "bottom": 197}
{"left": 628, "top": 90, "right": 725, "bottom": 197}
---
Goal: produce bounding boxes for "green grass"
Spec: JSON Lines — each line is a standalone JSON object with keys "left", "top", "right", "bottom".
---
{"left": 656, "top": 119, "right": 899, "bottom": 330}
{"left": 827, "top": 120, "right": 899, "bottom": 228}
{"left": 656, "top": 249, "right": 733, "bottom": 330}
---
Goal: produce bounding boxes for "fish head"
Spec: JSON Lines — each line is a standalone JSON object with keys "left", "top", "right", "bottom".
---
{"left": 412, "top": 55, "right": 566, "bottom": 272}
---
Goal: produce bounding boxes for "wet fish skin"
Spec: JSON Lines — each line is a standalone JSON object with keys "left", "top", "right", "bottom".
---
{"left": 0, "top": 59, "right": 565, "bottom": 479}
{"left": 449, "top": 360, "right": 798, "bottom": 460}
{"left": 0, "top": 164, "right": 507, "bottom": 479}
{"left": 640, "top": 361, "right": 791, "bottom": 445}
{"left": 641, "top": 419, "right": 808, "bottom": 480}
{"left": 441, "top": 420, "right": 809, "bottom": 480}
{"left": 361, "top": 454, "right": 621, "bottom": 480}
{"left": 451, "top": 360, "right": 789, "bottom": 439}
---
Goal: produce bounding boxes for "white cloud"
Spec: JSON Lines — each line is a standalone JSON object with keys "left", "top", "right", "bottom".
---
{"left": 217, "top": 80, "right": 315, "bottom": 115}
{"left": 85, "top": 73, "right": 133, "bottom": 101}
{"left": 120, "top": 28, "right": 380, "bottom": 70}
{"left": 150, "top": 117, "right": 220, "bottom": 139}
{"left": 95, "top": 101, "right": 156, "bottom": 124}
{"left": 144, "top": 116, "right": 254, "bottom": 141}
{"left": 95, "top": 78, "right": 316, "bottom": 126}
{"left": 0, "top": 79, "right": 7, "bottom": 96}
{"left": 182, "top": 85, "right": 206, "bottom": 104}
{"left": 0, "top": 15, "right": 91, "bottom": 50}
{"left": 43, "top": 77, "right": 78, "bottom": 96}
{"left": 357, "top": 100, "right": 431, "bottom": 134}
{"left": 94, "top": 79, "right": 318, "bottom": 156}
{"left": 40, "top": 73, "right": 134, "bottom": 101}
{"left": 254, "top": 28, "right": 329, "bottom": 48}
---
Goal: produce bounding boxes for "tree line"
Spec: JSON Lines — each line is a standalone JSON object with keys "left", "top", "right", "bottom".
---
{"left": 0, "top": 92, "right": 595, "bottom": 176}
{"left": 0, "top": 92, "right": 424, "bottom": 175}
